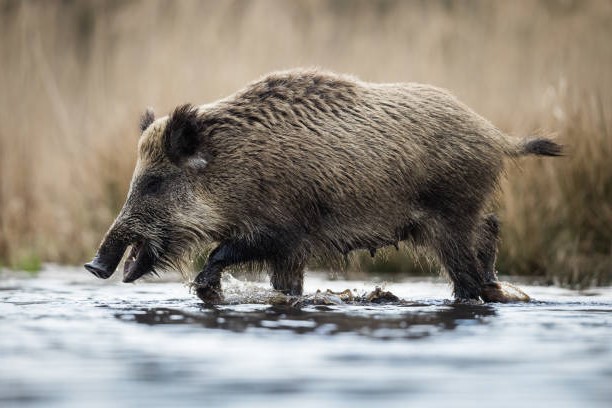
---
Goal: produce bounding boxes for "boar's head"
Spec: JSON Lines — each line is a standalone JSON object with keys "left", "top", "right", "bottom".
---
{"left": 85, "top": 105, "right": 220, "bottom": 282}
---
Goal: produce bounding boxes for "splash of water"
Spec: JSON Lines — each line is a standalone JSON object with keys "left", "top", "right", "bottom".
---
{"left": 191, "top": 273, "right": 404, "bottom": 306}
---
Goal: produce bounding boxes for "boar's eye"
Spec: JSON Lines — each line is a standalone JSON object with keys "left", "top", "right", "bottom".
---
{"left": 140, "top": 175, "right": 163, "bottom": 195}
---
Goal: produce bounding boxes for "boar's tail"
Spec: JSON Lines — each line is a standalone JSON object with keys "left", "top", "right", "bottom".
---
{"left": 507, "top": 137, "right": 564, "bottom": 157}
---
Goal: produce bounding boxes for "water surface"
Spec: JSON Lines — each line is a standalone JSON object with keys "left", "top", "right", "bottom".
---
{"left": 1, "top": 266, "right": 611, "bottom": 407}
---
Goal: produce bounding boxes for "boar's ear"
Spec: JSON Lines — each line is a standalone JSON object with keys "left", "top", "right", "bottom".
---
{"left": 139, "top": 107, "right": 155, "bottom": 134}
{"left": 163, "top": 104, "right": 203, "bottom": 165}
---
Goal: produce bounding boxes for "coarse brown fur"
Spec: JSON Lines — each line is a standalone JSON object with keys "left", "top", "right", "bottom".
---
{"left": 85, "top": 68, "right": 562, "bottom": 303}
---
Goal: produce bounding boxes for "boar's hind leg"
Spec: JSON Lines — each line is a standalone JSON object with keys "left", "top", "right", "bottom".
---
{"left": 436, "top": 227, "right": 485, "bottom": 301}
{"left": 475, "top": 214, "right": 500, "bottom": 283}
{"left": 194, "top": 241, "right": 266, "bottom": 303}
{"left": 476, "top": 215, "right": 531, "bottom": 303}
{"left": 270, "top": 256, "right": 307, "bottom": 296}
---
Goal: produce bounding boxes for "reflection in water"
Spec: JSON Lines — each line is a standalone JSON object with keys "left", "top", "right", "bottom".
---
{"left": 116, "top": 303, "right": 496, "bottom": 339}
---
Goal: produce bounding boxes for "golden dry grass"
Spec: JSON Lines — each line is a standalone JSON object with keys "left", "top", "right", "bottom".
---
{"left": 0, "top": 0, "right": 610, "bottom": 285}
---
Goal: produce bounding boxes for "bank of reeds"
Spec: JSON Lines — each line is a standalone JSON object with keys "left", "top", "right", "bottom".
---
{"left": 0, "top": 0, "right": 610, "bottom": 286}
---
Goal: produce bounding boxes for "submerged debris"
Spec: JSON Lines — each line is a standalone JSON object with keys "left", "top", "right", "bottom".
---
{"left": 311, "top": 289, "right": 355, "bottom": 305}
{"left": 286, "top": 286, "right": 403, "bottom": 307}
{"left": 365, "top": 287, "right": 401, "bottom": 303}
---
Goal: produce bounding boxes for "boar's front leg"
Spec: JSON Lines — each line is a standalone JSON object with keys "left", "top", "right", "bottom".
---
{"left": 270, "top": 256, "right": 306, "bottom": 296}
{"left": 193, "top": 240, "right": 265, "bottom": 304}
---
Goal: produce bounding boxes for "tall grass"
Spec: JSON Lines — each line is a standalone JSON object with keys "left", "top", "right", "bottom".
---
{"left": 0, "top": 0, "right": 610, "bottom": 285}
{"left": 498, "top": 89, "right": 612, "bottom": 287}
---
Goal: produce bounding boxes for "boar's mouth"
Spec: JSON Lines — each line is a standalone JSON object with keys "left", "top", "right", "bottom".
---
{"left": 84, "top": 239, "right": 157, "bottom": 283}
{"left": 122, "top": 241, "right": 157, "bottom": 283}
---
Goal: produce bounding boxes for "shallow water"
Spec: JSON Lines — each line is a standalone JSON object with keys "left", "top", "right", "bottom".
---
{"left": 1, "top": 266, "right": 611, "bottom": 408}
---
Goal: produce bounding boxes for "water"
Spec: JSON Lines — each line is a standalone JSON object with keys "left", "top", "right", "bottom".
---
{"left": 1, "top": 266, "right": 611, "bottom": 408}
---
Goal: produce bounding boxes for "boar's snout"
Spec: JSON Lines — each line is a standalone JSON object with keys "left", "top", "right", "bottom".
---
{"left": 84, "top": 232, "right": 130, "bottom": 279}
{"left": 84, "top": 256, "right": 117, "bottom": 279}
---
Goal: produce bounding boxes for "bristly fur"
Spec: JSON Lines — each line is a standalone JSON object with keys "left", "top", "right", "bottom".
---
{"left": 91, "top": 68, "right": 563, "bottom": 300}
{"left": 140, "top": 108, "right": 155, "bottom": 133}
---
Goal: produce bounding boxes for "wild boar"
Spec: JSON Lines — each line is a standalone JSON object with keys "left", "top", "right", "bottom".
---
{"left": 85, "top": 69, "right": 562, "bottom": 303}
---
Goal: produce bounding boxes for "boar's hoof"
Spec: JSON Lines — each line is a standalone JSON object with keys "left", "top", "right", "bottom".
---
{"left": 193, "top": 282, "right": 223, "bottom": 305}
{"left": 481, "top": 281, "right": 530, "bottom": 303}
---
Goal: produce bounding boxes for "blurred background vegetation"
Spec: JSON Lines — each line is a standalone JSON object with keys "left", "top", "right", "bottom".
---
{"left": 0, "top": 0, "right": 610, "bottom": 287}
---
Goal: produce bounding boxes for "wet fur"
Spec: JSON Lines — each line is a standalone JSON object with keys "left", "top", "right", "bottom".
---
{"left": 126, "top": 69, "right": 560, "bottom": 300}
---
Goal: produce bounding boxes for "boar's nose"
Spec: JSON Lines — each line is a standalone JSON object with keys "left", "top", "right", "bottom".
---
{"left": 84, "top": 234, "right": 129, "bottom": 279}
{"left": 84, "top": 225, "right": 129, "bottom": 279}
{"left": 84, "top": 256, "right": 116, "bottom": 279}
